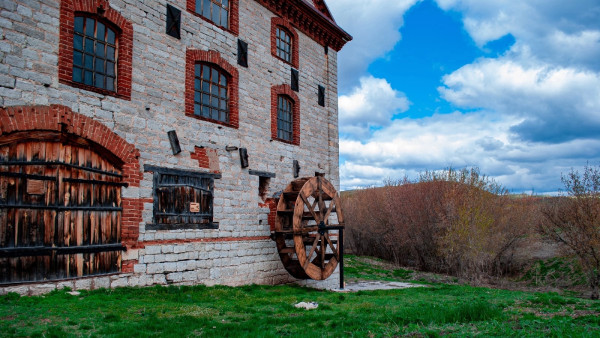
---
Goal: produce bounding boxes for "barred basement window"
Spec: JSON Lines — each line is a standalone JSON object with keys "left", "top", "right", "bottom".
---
{"left": 196, "top": 0, "right": 229, "bottom": 29}
{"left": 276, "top": 26, "right": 292, "bottom": 63}
{"left": 194, "top": 63, "right": 229, "bottom": 123}
{"left": 72, "top": 15, "right": 116, "bottom": 91}
{"left": 146, "top": 166, "right": 220, "bottom": 230}
{"left": 277, "top": 95, "right": 293, "bottom": 142}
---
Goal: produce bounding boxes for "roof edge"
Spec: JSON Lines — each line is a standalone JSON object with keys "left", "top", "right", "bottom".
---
{"left": 255, "top": 0, "right": 352, "bottom": 51}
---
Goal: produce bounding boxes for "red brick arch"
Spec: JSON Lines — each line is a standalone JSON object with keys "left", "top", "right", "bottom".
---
{"left": 0, "top": 104, "right": 141, "bottom": 186}
{"left": 0, "top": 104, "right": 145, "bottom": 253}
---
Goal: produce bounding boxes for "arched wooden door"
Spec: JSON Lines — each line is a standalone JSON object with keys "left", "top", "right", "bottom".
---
{"left": 0, "top": 137, "right": 125, "bottom": 284}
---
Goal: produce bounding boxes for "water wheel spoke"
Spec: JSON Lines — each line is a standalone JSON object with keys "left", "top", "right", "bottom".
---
{"left": 323, "top": 233, "right": 339, "bottom": 260}
{"left": 322, "top": 199, "right": 336, "bottom": 224}
{"left": 299, "top": 191, "right": 320, "bottom": 223}
{"left": 296, "top": 226, "right": 318, "bottom": 234}
{"left": 320, "top": 237, "right": 326, "bottom": 268}
{"left": 317, "top": 179, "right": 326, "bottom": 221}
{"left": 311, "top": 199, "right": 321, "bottom": 225}
{"left": 303, "top": 234, "right": 320, "bottom": 270}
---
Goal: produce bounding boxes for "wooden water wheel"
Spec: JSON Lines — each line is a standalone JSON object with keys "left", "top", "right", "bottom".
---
{"left": 272, "top": 176, "right": 344, "bottom": 280}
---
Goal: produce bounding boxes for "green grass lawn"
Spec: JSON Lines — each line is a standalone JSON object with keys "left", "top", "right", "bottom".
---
{"left": 1, "top": 256, "right": 599, "bottom": 337}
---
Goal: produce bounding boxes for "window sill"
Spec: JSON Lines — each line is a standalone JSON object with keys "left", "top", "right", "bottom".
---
{"left": 59, "top": 79, "right": 129, "bottom": 100}
{"left": 273, "top": 55, "right": 298, "bottom": 69}
{"left": 186, "top": 112, "right": 239, "bottom": 129}
{"left": 187, "top": 10, "right": 238, "bottom": 36}
{"left": 146, "top": 223, "right": 219, "bottom": 231}
{"left": 272, "top": 137, "right": 299, "bottom": 146}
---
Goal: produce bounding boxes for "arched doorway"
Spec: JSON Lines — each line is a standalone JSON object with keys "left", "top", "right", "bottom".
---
{"left": 0, "top": 133, "right": 126, "bottom": 284}
{"left": 0, "top": 105, "right": 142, "bottom": 284}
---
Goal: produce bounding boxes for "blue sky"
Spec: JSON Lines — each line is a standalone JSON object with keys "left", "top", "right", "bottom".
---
{"left": 327, "top": 0, "right": 600, "bottom": 193}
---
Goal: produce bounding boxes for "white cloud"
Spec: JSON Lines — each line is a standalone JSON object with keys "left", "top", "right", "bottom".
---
{"left": 434, "top": 0, "right": 600, "bottom": 71}
{"left": 439, "top": 58, "right": 600, "bottom": 143}
{"left": 339, "top": 76, "right": 409, "bottom": 137}
{"left": 339, "top": 111, "right": 600, "bottom": 192}
{"left": 335, "top": 0, "right": 600, "bottom": 193}
{"left": 327, "top": 0, "right": 421, "bottom": 91}
{"left": 434, "top": 0, "right": 600, "bottom": 144}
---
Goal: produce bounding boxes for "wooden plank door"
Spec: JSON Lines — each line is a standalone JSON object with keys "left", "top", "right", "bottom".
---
{"left": 0, "top": 140, "right": 124, "bottom": 284}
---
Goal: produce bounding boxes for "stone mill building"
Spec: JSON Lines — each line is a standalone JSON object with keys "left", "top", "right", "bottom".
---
{"left": 0, "top": 0, "right": 351, "bottom": 294}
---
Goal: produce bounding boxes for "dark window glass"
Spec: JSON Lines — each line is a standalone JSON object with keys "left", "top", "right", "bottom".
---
{"left": 194, "top": 63, "right": 229, "bottom": 123}
{"left": 276, "top": 27, "right": 292, "bottom": 63}
{"left": 196, "top": 0, "right": 229, "bottom": 29}
{"left": 74, "top": 16, "right": 84, "bottom": 33}
{"left": 72, "top": 15, "right": 117, "bottom": 91}
{"left": 277, "top": 95, "right": 293, "bottom": 142}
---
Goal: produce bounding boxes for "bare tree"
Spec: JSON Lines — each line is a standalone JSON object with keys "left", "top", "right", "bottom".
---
{"left": 540, "top": 165, "right": 600, "bottom": 299}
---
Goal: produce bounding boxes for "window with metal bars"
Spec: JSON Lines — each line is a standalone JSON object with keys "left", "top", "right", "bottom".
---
{"left": 276, "top": 27, "right": 292, "bottom": 63}
{"left": 277, "top": 95, "right": 293, "bottom": 142}
{"left": 146, "top": 166, "right": 219, "bottom": 230}
{"left": 195, "top": 0, "right": 229, "bottom": 29}
{"left": 72, "top": 16, "right": 116, "bottom": 91}
{"left": 194, "top": 63, "right": 229, "bottom": 123}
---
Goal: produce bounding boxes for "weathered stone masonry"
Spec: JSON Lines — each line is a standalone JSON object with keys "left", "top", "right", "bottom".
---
{"left": 0, "top": 0, "right": 350, "bottom": 295}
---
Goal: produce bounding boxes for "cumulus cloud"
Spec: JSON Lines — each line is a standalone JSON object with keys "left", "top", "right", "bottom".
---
{"left": 339, "top": 111, "right": 600, "bottom": 192}
{"left": 340, "top": 112, "right": 516, "bottom": 172}
{"left": 339, "top": 76, "right": 410, "bottom": 137}
{"left": 327, "top": 0, "right": 421, "bottom": 91}
{"left": 335, "top": 0, "right": 600, "bottom": 193}
{"left": 434, "top": 0, "right": 600, "bottom": 145}
{"left": 439, "top": 55, "right": 600, "bottom": 143}
{"left": 434, "top": 0, "right": 600, "bottom": 70}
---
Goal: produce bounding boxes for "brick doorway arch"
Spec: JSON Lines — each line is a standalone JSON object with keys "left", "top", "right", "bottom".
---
{"left": 0, "top": 105, "right": 142, "bottom": 284}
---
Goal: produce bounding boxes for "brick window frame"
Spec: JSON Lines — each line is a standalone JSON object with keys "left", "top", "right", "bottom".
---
{"left": 58, "top": 0, "right": 133, "bottom": 100}
{"left": 185, "top": 50, "right": 239, "bottom": 129}
{"left": 271, "top": 84, "right": 300, "bottom": 146}
{"left": 271, "top": 17, "right": 299, "bottom": 68}
{"left": 186, "top": 0, "right": 239, "bottom": 36}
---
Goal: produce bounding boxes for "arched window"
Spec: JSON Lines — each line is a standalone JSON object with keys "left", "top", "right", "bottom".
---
{"left": 72, "top": 15, "right": 117, "bottom": 91}
{"left": 276, "top": 27, "right": 292, "bottom": 63}
{"left": 58, "top": 0, "right": 133, "bottom": 100}
{"left": 194, "top": 63, "right": 229, "bottom": 123}
{"left": 185, "top": 49, "right": 239, "bottom": 128}
{"left": 187, "top": 0, "right": 238, "bottom": 34}
{"left": 271, "top": 84, "right": 300, "bottom": 145}
{"left": 277, "top": 95, "right": 293, "bottom": 141}
{"left": 199, "top": 0, "right": 229, "bottom": 28}
{"left": 271, "top": 18, "right": 299, "bottom": 68}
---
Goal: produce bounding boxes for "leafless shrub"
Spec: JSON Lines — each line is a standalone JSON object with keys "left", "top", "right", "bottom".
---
{"left": 342, "top": 168, "right": 538, "bottom": 280}
{"left": 540, "top": 165, "right": 600, "bottom": 299}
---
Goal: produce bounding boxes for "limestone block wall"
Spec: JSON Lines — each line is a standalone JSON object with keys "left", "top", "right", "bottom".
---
{"left": 0, "top": 0, "right": 345, "bottom": 294}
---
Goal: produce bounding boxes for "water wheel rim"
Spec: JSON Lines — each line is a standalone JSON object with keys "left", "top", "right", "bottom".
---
{"left": 292, "top": 176, "right": 342, "bottom": 280}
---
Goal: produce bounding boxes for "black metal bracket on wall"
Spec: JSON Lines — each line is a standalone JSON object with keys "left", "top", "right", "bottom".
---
{"left": 239, "top": 148, "right": 249, "bottom": 168}
{"left": 167, "top": 130, "right": 181, "bottom": 155}
{"left": 293, "top": 160, "right": 300, "bottom": 178}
